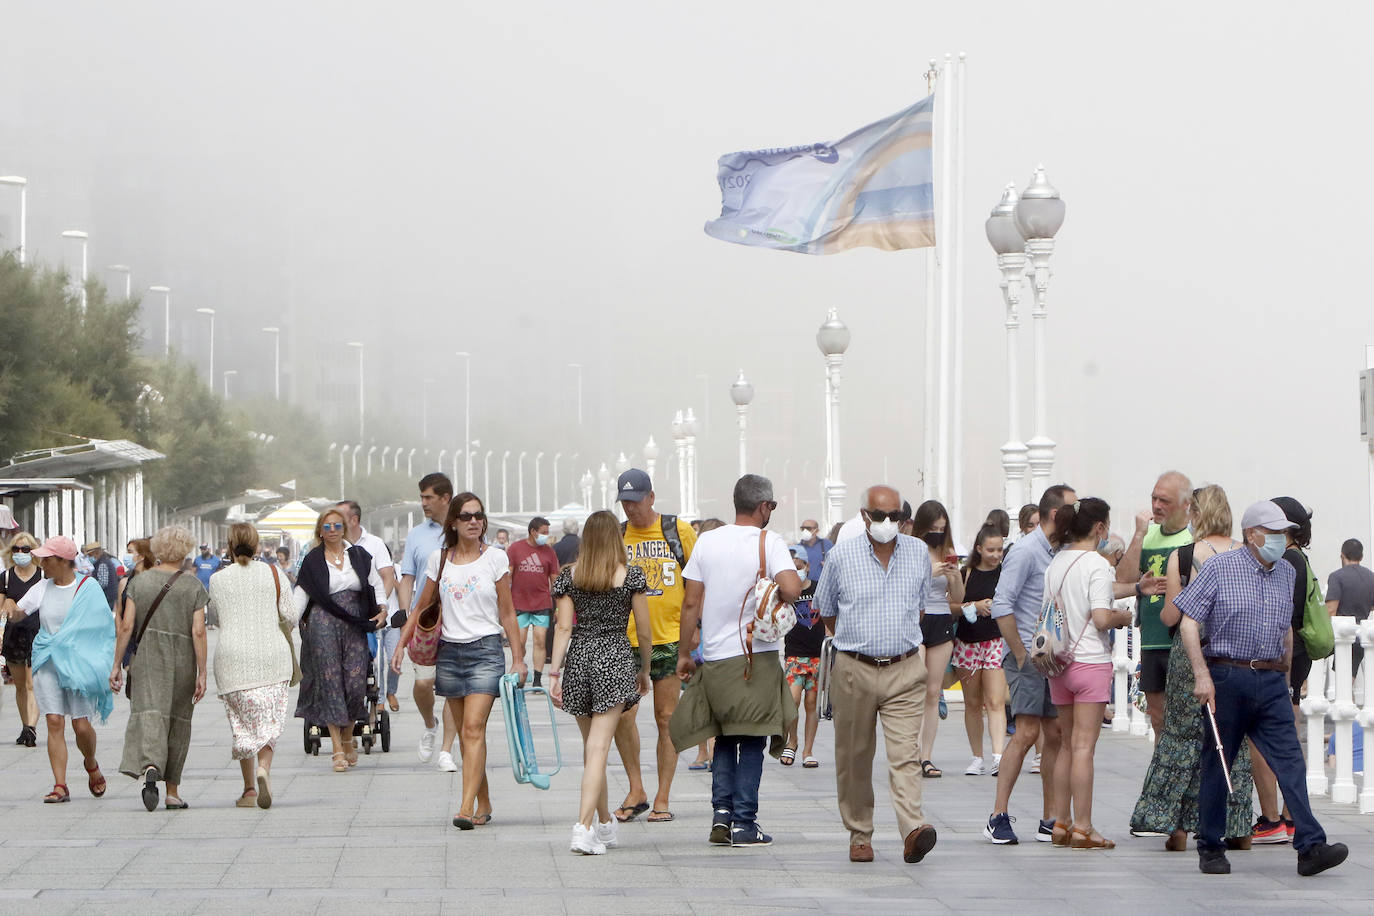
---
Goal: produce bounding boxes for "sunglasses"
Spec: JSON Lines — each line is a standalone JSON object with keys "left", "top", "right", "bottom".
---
{"left": 11, "top": 546, "right": 33, "bottom": 553}
{"left": 457, "top": 511, "right": 486, "bottom": 522}
{"left": 321, "top": 522, "right": 345, "bottom": 531}
{"left": 863, "top": 508, "right": 908, "bottom": 523}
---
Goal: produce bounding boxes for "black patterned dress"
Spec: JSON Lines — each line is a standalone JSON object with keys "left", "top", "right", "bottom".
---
{"left": 552, "top": 566, "right": 647, "bottom": 717}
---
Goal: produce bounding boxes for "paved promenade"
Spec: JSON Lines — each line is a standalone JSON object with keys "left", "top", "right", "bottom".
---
{"left": 1, "top": 636, "right": 1371, "bottom": 914}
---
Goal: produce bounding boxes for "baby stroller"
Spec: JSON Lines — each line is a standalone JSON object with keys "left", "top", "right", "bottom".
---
{"left": 303, "top": 630, "right": 392, "bottom": 756}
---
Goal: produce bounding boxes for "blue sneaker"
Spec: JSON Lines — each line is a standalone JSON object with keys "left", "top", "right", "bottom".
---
{"left": 938, "top": 695, "right": 948, "bottom": 720}
{"left": 984, "top": 812, "right": 1018, "bottom": 845}
{"left": 731, "top": 823, "right": 773, "bottom": 847}
{"left": 1037, "top": 817, "right": 1056, "bottom": 842}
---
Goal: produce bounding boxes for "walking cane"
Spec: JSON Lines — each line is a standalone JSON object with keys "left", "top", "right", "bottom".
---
{"left": 1203, "top": 704, "right": 1234, "bottom": 795}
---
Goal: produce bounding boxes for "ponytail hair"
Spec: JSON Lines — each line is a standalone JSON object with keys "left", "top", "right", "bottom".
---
{"left": 1049, "top": 496, "right": 1110, "bottom": 548}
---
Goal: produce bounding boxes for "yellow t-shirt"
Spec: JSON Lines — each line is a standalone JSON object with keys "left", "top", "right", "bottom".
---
{"left": 623, "top": 515, "right": 697, "bottom": 647}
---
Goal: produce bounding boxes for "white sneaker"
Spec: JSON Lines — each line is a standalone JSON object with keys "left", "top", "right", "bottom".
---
{"left": 965, "top": 756, "right": 984, "bottom": 776}
{"left": 989, "top": 754, "right": 1002, "bottom": 776}
{"left": 594, "top": 818, "right": 619, "bottom": 848}
{"left": 1029, "top": 752, "right": 1041, "bottom": 775}
{"left": 417, "top": 724, "right": 438, "bottom": 763}
{"left": 570, "top": 823, "right": 606, "bottom": 855}
{"left": 436, "top": 750, "right": 458, "bottom": 772}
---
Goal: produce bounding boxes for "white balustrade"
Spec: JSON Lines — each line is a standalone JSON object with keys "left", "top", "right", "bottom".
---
{"left": 1301, "top": 667, "right": 1332, "bottom": 797}
{"left": 1330, "top": 616, "right": 1360, "bottom": 804}
{"left": 1111, "top": 613, "right": 1132, "bottom": 734}
{"left": 1358, "top": 620, "right": 1374, "bottom": 813}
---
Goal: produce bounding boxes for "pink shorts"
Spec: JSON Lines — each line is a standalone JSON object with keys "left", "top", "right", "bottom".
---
{"left": 1048, "top": 661, "right": 1113, "bottom": 706}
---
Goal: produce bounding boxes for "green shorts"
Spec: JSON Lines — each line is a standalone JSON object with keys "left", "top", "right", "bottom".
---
{"left": 636, "top": 641, "right": 680, "bottom": 682}
{"left": 517, "top": 611, "right": 552, "bottom": 629}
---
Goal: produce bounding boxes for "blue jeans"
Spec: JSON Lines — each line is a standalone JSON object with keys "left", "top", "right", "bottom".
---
{"left": 711, "top": 735, "right": 766, "bottom": 827}
{"left": 1198, "top": 664, "right": 1326, "bottom": 853}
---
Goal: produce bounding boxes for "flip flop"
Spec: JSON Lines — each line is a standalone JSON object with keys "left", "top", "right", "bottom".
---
{"left": 688, "top": 761, "right": 711, "bottom": 771}
{"left": 472, "top": 813, "right": 492, "bottom": 826}
{"left": 165, "top": 798, "right": 189, "bottom": 810}
{"left": 647, "top": 809, "right": 675, "bottom": 823}
{"left": 452, "top": 813, "right": 475, "bottom": 830}
{"left": 614, "top": 801, "right": 650, "bottom": 822}
{"left": 802, "top": 756, "right": 820, "bottom": 768}
{"left": 780, "top": 748, "right": 796, "bottom": 766}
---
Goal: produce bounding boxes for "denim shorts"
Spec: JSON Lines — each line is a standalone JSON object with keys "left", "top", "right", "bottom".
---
{"left": 435, "top": 634, "right": 505, "bottom": 698}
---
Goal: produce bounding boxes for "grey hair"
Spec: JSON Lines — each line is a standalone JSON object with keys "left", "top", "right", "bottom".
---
{"left": 150, "top": 525, "right": 197, "bottom": 565}
{"left": 1158, "top": 470, "right": 1193, "bottom": 506}
{"left": 562, "top": 517, "right": 579, "bottom": 535}
{"left": 733, "top": 474, "right": 775, "bottom": 513}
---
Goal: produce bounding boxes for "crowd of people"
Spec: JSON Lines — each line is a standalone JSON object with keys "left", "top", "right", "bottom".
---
{"left": 0, "top": 464, "right": 1364, "bottom": 878}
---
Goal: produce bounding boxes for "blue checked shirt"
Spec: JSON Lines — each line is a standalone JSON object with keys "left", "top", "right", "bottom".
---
{"left": 814, "top": 533, "right": 929, "bottom": 656}
{"left": 991, "top": 526, "right": 1055, "bottom": 650}
{"left": 1174, "top": 546, "right": 1295, "bottom": 661}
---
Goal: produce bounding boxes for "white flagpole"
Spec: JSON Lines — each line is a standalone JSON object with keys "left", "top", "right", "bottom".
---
{"left": 922, "top": 59, "right": 939, "bottom": 500}
{"left": 950, "top": 51, "right": 968, "bottom": 542}
{"left": 935, "top": 53, "right": 954, "bottom": 505}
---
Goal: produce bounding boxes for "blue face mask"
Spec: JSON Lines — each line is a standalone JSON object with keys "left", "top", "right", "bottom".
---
{"left": 13, "top": 552, "right": 32, "bottom": 568}
{"left": 1258, "top": 533, "right": 1287, "bottom": 564}
{"left": 122, "top": 553, "right": 134, "bottom": 568}
{"left": 535, "top": 534, "right": 550, "bottom": 546}
{"left": 1097, "top": 537, "right": 1110, "bottom": 553}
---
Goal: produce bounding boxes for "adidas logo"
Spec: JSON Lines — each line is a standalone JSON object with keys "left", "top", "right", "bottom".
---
{"left": 622, "top": 482, "right": 634, "bottom": 490}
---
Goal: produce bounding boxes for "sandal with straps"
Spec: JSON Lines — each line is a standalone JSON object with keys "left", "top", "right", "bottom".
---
{"left": 43, "top": 784, "right": 70, "bottom": 804}
{"left": 1051, "top": 820, "right": 1071, "bottom": 847}
{"left": 921, "top": 760, "right": 942, "bottom": 778}
{"left": 84, "top": 759, "right": 106, "bottom": 798}
{"left": 1069, "top": 826, "right": 1116, "bottom": 849}
{"left": 332, "top": 752, "right": 349, "bottom": 773}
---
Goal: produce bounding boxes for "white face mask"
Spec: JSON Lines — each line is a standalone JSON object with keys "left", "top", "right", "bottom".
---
{"left": 13, "top": 552, "right": 32, "bottom": 568}
{"left": 868, "top": 519, "right": 900, "bottom": 544}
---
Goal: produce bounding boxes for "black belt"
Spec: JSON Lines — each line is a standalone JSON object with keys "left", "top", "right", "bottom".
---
{"left": 840, "top": 649, "right": 918, "bottom": 668}
{"left": 1205, "top": 656, "right": 1288, "bottom": 673}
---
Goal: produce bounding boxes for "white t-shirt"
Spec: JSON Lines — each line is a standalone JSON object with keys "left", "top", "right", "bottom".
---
{"left": 836, "top": 514, "right": 866, "bottom": 544}
{"left": 683, "top": 524, "right": 796, "bottom": 662}
{"left": 18, "top": 578, "right": 79, "bottom": 634}
{"left": 356, "top": 528, "right": 398, "bottom": 612}
{"left": 1044, "top": 549, "right": 1117, "bottom": 665}
{"left": 424, "top": 545, "right": 510, "bottom": 644}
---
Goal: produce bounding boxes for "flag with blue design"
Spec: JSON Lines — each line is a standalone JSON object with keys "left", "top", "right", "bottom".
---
{"left": 704, "top": 96, "right": 935, "bottom": 255}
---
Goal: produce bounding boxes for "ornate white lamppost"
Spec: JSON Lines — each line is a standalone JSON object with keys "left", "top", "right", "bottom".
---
{"left": 1013, "top": 165, "right": 1065, "bottom": 487}
{"left": 579, "top": 469, "right": 594, "bottom": 509}
{"left": 672, "top": 411, "right": 687, "bottom": 514}
{"left": 985, "top": 182, "right": 1030, "bottom": 513}
{"left": 598, "top": 463, "right": 610, "bottom": 510}
{"left": 816, "top": 309, "right": 850, "bottom": 529}
{"left": 683, "top": 408, "right": 699, "bottom": 517}
{"left": 731, "top": 370, "right": 754, "bottom": 477}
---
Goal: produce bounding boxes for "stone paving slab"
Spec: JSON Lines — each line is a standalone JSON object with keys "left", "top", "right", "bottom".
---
{"left": 0, "top": 632, "right": 1371, "bottom": 913}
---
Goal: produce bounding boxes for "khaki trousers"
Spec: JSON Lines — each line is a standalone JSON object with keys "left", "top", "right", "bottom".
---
{"left": 830, "top": 650, "right": 926, "bottom": 845}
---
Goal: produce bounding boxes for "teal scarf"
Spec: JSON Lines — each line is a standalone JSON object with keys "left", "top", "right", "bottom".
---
{"left": 31, "top": 576, "right": 116, "bottom": 724}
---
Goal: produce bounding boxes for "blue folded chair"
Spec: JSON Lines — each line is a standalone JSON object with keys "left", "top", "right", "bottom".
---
{"left": 499, "top": 673, "right": 562, "bottom": 790}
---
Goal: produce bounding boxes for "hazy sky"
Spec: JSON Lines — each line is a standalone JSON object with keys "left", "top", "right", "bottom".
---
{"left": 3, "top": 1, "right": 1372, "bottom": 577}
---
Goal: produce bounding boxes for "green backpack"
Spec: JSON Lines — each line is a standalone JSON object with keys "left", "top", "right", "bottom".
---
{"left": 1299, "top": 552, "right": 1334, "bottom": 660}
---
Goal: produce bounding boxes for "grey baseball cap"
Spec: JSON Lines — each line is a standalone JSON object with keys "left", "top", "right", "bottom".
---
{"left": 1240, "top": 500, "right": 1298, "bottom": 532}
{"left": 615, "top": 469, "right": 652, "bottom": 502}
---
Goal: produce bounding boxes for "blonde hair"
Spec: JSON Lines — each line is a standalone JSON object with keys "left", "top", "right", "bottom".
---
{"left": 313, "top": 508, "right": 348, "bottom": 547}
{"left": 4, "top": 531, "right": 39, "bottom": 569}
{"left": 571, "top": 511, "right": 625, "bottom": 592}
{"left": 228, "top": 522, "right": 260, "bottom": 566}
{"left": 150, "top": 525, "right": 197, "bottom": 565}
{"left": 1191, "top": 484, "right": 1232, "bottom": 541}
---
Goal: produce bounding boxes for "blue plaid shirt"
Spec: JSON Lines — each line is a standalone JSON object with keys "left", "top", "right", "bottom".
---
{"left": 991, "top": 526, "right": 1055, "bottom": 650}
{"left": 814, "top": 533, "right": 929, "bottom": 656}
{"left": 1174, "top": 546, "right": 1295, "bottom": 661}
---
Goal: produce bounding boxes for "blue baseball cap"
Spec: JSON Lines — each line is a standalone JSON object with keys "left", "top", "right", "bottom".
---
{"left": 615, "top": 469, "right": 653, "bottom": 502}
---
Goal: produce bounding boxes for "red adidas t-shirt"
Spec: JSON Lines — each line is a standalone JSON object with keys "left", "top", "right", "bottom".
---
{"left": 506, "top": 539, "right": 560, "bottom": 612}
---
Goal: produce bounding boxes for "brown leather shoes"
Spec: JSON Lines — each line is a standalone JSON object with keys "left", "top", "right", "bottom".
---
{"left": 849, "top": 843, "right": 874, "bottom": 863}
{"left": 903, "top": 825, "right": 937, "bottom": 864}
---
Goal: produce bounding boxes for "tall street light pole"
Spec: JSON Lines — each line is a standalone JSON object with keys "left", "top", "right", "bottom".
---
{"left": 986, "top": 182, "right": 1030, "bottom": 514}
{"left": 0, "top": 176, "right": 27, "bottom": 264}
{"left": 518, "top": 451, "right": 528, "bottom": 514}
{"left": 683, "top": 408, "right": 699, "bottom": 518}
{"left": 671, "top": 411, "right": 687, "bottom": 514}
{"left": 196, "top": 308, "right": 216, "bottom": 383}
{"left": 552, "top": 452, "right": 562, "bottom": 510}
{"left": 262, "top": 327, "right": 281, "bottom": 400}
{"left": 501, "top": 451, "right": 511, "bottom": 514}
{"left": 485, "top": 450, "right": 494, "bottom": 505}
{"left": 456, "top": 351, "right": 472, "bottom": 490}
{"left": 347, "top": 341, "right": 365, "bottom": 441}
{"left": 107, "top": 264, "right": 131, "bottom": 299}
{"left": 150, "top": 286, "right": 171, "bottom": 356}
{"left": 730, "top": 370, "right": 754, "bottom": 477}
{"left": 1014, "top": 165, "right": 1066, "bottom": 488}
{"left": 817, "top": 309, "right": 851, "bottom": 529}
{"left": 535, "top": 452, "right": 545, "bottom": 512}
{"left": 61, "top": 230, "right": 88, "bottom": 312}
{"left": 222, "top": 369, "right": 237, "bottom": 399}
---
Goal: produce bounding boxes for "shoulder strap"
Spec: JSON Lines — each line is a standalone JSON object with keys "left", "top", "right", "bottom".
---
{"left": 659, "top": 514, "right": 686, "bottom": 568}
{"left": 270, "top": 564, "right": 282, "bottom": 605}
{"left": 1177, "top": 543, "right": 1197, "bottom": 588}
{"left": 134, "top": 570, "right": 184, "bottom": 647}
{"left": 757, "top": 530, "right": 768, "bottom": 580}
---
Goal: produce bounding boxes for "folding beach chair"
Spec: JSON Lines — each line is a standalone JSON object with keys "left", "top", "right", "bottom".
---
{"left": 499, "top": 673, "right": 562, "bottom": 790}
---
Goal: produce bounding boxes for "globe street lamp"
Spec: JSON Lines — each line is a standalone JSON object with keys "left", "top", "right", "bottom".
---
{"left": 986, "top": 181, "right": 1030, "bottom": 514}
{"left": 816, "top": 309, "right": 851, "bottom": 529}
{"left": 683, "top": 408, "right": 699, "bottom": 518}
{"left": 730, "top": 370, "right": 755, "bottom": 477}
{"left": 1014, "top": 165, "right": 1066, "bottom": 486}
{"left": 0, "top": 176, "right": 27, "bottom": 264}
{"left": 196, "top": 308, "right": 216, "bottom": 382}
{"left": 149, "top": 286, "right": 172, "bottom": 357}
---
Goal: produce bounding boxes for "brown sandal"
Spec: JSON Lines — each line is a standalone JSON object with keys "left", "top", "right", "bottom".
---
{"left": 1165, "top": 829, "right": 1188, "bottom": 852}
{"left": 1051, "top": 820, "right": 1071, "bottom": 847}
{"left": 1069, "top": 826, "right": 1116, "bottom": 849}
{"left": 43, "top": 784, "right": 70, "bottom": 804}
{"left": 83, "top": 760, "right": 106, "bottom": 798}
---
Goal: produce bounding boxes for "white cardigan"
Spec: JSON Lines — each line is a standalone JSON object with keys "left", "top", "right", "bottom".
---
{"left": 209, "top": 561, "right": 295, "bottom": 695}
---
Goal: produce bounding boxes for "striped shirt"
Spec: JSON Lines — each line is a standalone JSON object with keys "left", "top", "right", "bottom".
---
{"left": 814, "top": 533, "right": 929, "bottom": 656}
{"left": 1174, "top": 546, "right": 1295, "bottom": 661}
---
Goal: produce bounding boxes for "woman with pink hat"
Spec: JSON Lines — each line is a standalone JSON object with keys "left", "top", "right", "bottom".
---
{"left": 6, "top": 535, "right": 116, "bottom": 803}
